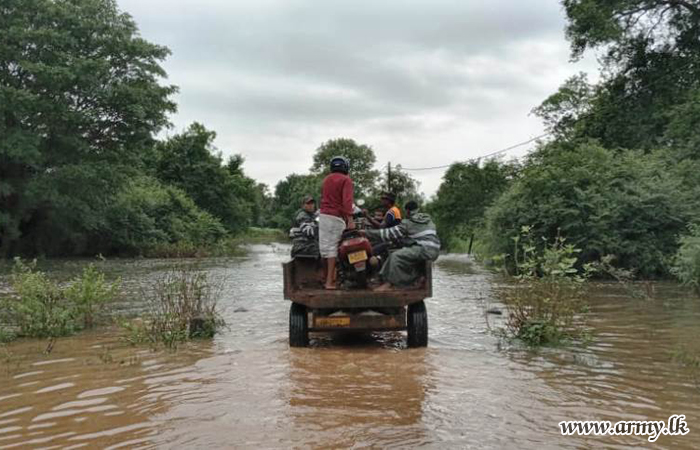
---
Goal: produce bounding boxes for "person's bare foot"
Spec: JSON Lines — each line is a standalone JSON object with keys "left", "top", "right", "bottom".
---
{"left": 373, "top": 282, "right": 393, "bottom": 292}
{"left": 324, "top": 283, "right": 338, "bottom": 290}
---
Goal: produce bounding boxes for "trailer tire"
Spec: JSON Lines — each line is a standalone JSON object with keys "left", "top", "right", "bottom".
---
{"left": 289, "top": 302, "right": 309, "bottom": 347}
{"left": 407, "top": 301, "right": 428, "bottom": 348}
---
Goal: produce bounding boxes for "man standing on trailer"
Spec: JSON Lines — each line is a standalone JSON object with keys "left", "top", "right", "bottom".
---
{"left": 319, "top": 156, "right": 355, "bottom": 290}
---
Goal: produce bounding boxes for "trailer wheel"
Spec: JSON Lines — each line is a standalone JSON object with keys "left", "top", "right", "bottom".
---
{"left": 289, "top": 302, "right": 309, "bottom": 347}
{"left": 407, "top": 301, "right": 428, "bottom": 348}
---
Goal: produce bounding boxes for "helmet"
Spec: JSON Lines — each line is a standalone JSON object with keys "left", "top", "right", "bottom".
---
{"left": 330, "top": 156, "right": 350, "bottom": 174}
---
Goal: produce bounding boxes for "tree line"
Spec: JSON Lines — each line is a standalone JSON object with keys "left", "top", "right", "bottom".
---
{"left": 0, "top": 0, "right": 421, "bottom": 257}
{"left": 3, "top": 0, "right": 700, "bottom": 284}
{"left": 426, "top": 0, "right": 700, "bottom": 280}
{"left": 0, "top": 0, "right": 265, "bottom": 257}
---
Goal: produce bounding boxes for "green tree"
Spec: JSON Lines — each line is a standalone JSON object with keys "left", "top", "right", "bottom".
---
{"left": 545, "top": 0, "right": 700, "bottom": 151}
{"left": 153, "top": 123, "right": 257, "bottom": 233}
{"left": 563, "top": 0, "right": 700, "bottom": 60}
{"left": 484, "top": 142, "right": 687, "bottom": 277}
{"left": 310, "top": 138, "right": 380, "bottom": 198}
{"left": 532, "top": 73, "right": 593, "bottom": 140}
{"left": 429, "top": 159, "right": 518, "bottom": 250}
{"left": 0, "top": 0, "right": 176, "bottom": 256}
{"left": 370, "top": 165, "right": 422, "bottom": 207}
{"left": 269, "top": 174, "right": 322, "bottom": 229}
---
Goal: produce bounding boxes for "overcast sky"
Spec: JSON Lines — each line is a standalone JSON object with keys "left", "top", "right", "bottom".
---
{"left": 118, "top": 0, "right": 598, "bottom": 197}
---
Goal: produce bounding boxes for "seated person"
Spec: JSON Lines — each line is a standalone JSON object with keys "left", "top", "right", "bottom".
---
{"left": 364, "top": 192, "right": 401, "bottom": 229}
{"left": 289, "top": 195, "right": 319, "bottom": 258}
{"left": 363, "top": 201, "right": 440, "bottom": 291}
{"left": 372, "top": 209, "right": 385, "bottom": 224}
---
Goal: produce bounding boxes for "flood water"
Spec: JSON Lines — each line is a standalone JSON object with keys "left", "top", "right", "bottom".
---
{"left": 1, "top": 244, "right": 699, "bottom": 448}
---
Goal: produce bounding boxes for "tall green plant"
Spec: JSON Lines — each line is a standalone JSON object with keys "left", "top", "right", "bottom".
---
{"left": 5, "top": 259, "right": 75, "bottom": 338}
{"left": 499, "top": 227, "right": 595, "bottom": 346}
{"left": 2, "top": 259, "right": 119, "bottom": 338}
{"left": 65, "top": 264, "right": 121, "bottom": 328}
{"left": 122, "top": 265, "right": 226, "bottom": 348}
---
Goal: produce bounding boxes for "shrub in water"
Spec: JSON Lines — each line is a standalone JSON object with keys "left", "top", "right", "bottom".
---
{"left": 4, "top": 259, "right": 76, "bottom": 338}
{"left": 1, "top": 259, "right": 119, "bottom": 338}
{"left": 65, "top": 264, "right": 121, "bottom": 328}
{"left": 123, "top": 265, "right": 225, "bottom": 348}
{"left": 498, "top": 227, "right": 595, "bottom": 346}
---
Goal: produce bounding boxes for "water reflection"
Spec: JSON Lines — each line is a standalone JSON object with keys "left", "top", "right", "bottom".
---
{"left": 287, "top": 347, "right": 433, "bottom": 447}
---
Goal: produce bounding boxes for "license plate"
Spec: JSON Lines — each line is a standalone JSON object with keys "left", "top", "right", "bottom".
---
{"left": 348, "top": 250, "right": 368, "bottom": 264}
{"left": 315, "top": 317, "right": 351, "bottom": 327}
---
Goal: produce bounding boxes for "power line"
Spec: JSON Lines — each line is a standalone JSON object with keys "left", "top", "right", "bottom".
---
{"left": 401, "top": 132, "right": 550, "bottom": 172}
{"left": 396, "top": 57, "right": 698, "bottom": 173}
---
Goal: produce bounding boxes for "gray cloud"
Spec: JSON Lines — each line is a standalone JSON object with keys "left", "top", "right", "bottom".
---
{"left": 119, "top": 0, "right": 597, "bottom": 195}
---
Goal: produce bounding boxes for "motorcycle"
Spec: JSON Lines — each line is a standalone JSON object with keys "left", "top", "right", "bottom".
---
{"left": 337, "top": 201, "right": 374, "bottom": 289}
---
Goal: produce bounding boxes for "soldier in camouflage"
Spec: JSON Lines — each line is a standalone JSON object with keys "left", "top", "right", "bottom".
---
{"left": 364, "top": 200, "right": 440, "bottom": 291}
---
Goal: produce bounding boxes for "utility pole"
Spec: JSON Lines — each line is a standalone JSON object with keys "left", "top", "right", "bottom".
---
{"left": 386, "top": 162, "right": 391, "bottom": 192}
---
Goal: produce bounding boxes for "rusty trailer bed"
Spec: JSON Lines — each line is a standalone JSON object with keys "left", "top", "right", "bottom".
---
{"left": 282, "top": 258, "right": 432, "bottom": 309}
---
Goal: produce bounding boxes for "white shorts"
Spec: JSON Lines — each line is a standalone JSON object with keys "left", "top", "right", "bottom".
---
{"left": 318, "top": 213, "right": 346, "bottom": 258}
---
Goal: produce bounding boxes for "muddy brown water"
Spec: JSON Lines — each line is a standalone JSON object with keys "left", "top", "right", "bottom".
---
{"left": 1, "top": 244, "right": 699, "bottom": 449}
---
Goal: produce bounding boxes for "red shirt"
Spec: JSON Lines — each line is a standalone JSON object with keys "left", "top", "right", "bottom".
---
{"left": 320, "top": 172, "right": 354, "bottom": 219}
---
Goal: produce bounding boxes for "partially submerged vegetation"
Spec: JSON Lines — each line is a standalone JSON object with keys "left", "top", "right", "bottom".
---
{"left": 496, "top": 228, "right": 595, "bottom": 347}
{"left": 0, "top": 259, "right": 226, "bottom": 348}
{"left": 121, "top": 265, "right": 226, "bottom": 348}
{"left": 0, "top": 259, "right": 120, "bottom": 341}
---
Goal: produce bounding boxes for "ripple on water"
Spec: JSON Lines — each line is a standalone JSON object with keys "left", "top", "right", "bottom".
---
{"left": 0, "top": 250, "right": 698, "bottom": 449}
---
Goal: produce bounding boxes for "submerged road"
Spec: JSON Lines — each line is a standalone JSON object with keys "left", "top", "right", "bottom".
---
{"left": 0, "top": 244, "right": 699, "bottom": 448}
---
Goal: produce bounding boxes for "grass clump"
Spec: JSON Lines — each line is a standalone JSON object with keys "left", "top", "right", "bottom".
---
{"left": 0, "top": 259, "right": 120, "bottom": 340}
{"left": 497, "top": 227, "right": 595, "bottom": 346}
{"left": 122, "top": 265, "right": 225, "bottom": 348}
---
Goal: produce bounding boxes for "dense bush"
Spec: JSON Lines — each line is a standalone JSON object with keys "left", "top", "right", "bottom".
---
{"left": 105, "top": 177, "right": 227, "bottom": 255}
{"left": 671, "top": 225, "right": 700, "bottom": 294}
{"left": 0, "top": 2, "right": 265, "bottom": 257}
{"left": 65, "top": 264, "right": 121, "bottom": 329}
{"left": 152, "top": 123, "right": 264, "bottom": 233}
{"left": 484, "top": 142, "right": 687, "bottom": 277}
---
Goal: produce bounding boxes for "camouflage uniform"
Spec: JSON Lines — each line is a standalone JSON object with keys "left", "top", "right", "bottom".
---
{"left": 289, "top": 209, "right": 319, "bottom": 258}
{"left": 366, "top": 212, "right": 440, "bottom": 286}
